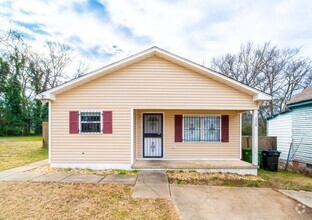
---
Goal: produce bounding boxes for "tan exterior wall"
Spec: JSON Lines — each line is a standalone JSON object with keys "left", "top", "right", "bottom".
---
{"left": 51, "top": 55, "right": 254, "bottom": 164}
{"left": 135, "top": 110, "right": 240, "bottom": 160}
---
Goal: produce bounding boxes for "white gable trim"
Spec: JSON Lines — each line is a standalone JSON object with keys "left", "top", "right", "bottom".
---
{"left": 36, "top": 47, "right": 271, "bottom": 101}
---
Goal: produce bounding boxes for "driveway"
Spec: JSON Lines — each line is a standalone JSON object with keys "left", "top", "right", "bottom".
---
{"left": 171, "top": 185, "right": 312, "bottom": 220}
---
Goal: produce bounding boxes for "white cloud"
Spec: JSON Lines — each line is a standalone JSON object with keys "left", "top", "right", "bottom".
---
{"left": 0, "top": 0, "right": 311, "bottom": 75}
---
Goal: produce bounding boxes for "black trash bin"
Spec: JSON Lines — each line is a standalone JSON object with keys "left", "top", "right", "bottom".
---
{"left": 262, "top": 150, "right": 281, "bottom": 171}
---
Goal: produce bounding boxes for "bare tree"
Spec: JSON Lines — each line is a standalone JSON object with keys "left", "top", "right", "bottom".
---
{"left": 74, "top": 59, "right": 90, "bottom": 78}
{"left": 0, "top": 31, "right": 31, "bottom": 98}
{"left": 28, "top": 41, "right": 74, "bottom": 94}
{"left": 0, "top": 28, "right": 90, "bottom": 135}
{"left": 211, "top": 42, "right": 312, "bottom": 134}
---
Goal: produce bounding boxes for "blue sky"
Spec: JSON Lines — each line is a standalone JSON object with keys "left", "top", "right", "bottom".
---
{"left": 0, "top": 0, "right": 311, "bottom": 71}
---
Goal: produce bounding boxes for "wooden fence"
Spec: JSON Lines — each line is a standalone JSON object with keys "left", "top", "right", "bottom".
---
{"left": 242, "top": 136, "right": 277, "bottom": 150}
{"left": 42, "top": 122, "right": 49, "bottom": 148}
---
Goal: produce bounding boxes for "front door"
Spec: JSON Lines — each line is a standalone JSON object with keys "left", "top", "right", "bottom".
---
{"left": 143, "top": 113, "right": 163, "bottom": 158}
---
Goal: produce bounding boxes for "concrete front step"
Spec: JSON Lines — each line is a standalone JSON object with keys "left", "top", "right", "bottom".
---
{"left": 131, "top": 160, "right": 258, "bottom": 175}
{"left": 132, "top": 160, "right": 258, "bottom": 169}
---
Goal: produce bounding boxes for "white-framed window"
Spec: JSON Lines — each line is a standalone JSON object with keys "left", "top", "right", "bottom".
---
{"left": 79, "top": 111, "right": 102, "bottom": 134}
{"left": 183, "top": 115, "right": 221, "bottom": 142}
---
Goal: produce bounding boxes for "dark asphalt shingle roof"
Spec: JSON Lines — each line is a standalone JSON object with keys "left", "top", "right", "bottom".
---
{"left": 288, "top": 85, "right": 312, "bottom": 105}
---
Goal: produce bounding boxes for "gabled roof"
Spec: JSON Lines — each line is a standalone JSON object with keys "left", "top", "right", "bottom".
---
{"left": 36, "top": 46, "right": 272, "bottom": 101}
{"left": 288, "top": 85, "right": 312, "bottom": 106}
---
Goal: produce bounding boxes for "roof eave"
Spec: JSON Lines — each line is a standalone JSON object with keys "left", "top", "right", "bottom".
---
{"left": 35, "top": 93, "right": 55, "bottom": 101}
{"left": 154, "top": 48, "right": 272, "bottom": 101}
{"left": 287, "top": 100, "right": 312, "bottom": 109}
{"left": 253, "top": 93, "right": 272, "bottom": 101}
{"left": 37, "top": 47, "right": 158, "bottom": 97}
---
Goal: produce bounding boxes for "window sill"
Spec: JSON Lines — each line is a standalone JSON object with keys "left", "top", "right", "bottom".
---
{"left": 182, "top": 141, "right": 222, "bottom": 144}
{"left": 79, "top": 133, "right": 103, "bottom": 135}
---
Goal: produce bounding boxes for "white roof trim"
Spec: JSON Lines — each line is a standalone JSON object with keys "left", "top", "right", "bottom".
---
{"left": 36, "top": 46, "right": 271, "bottom": 101}
{"left": 35, "top": 93, "right": 55, "bottom": 101}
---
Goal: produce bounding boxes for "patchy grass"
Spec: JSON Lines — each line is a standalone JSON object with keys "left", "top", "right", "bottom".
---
{"left": 0, "top": 136, "right": 47, "bottom": 171}
{"left": 167, "top": 169, "right": 312, "bottom": 191}
{"left": 28, "top": 164, "right": 139, "bottom": 175}
{"left": 258, "top": 169, "right": 312, "bottom": 191}
{"left": 0, "top": 182, "right": 180, "bottom": 220}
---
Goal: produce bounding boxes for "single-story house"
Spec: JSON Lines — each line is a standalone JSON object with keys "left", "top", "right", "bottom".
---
{"left": 37, "top": 47, "right": 271, "bottom": 175}
{"left": 267, "top": 85, "right": 312, "bottom": 170}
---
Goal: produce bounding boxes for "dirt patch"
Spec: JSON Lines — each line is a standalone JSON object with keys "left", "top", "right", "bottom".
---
{"left": 27, "top": 165, "right": 138, "bottom": 175}
{"left": 0, "top": 182, "right": 180, "bottom": 220}
{"left": 167, "top": 170, "right": 312, "bottom": 191}
{"left": 167, "top": 171, "right": 265, "bottom": 187}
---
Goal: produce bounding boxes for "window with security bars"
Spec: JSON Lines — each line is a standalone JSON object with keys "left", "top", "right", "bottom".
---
{"left": 183, "top": 115, "right": 221, "bottom": 142}
{"left": 80, "top": 111, "right": 101, "bottom": 133}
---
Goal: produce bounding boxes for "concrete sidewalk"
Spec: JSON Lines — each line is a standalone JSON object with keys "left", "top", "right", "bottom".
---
{"left": 279, "top": 190, "right": 312, "bottom": 208}
{"left": 0, "top": 160, "right": 48, "bottom": 179}
{"left": 132, "top": 170, "right": 170, "bottom": 198}
{"left": 0, "top": 160, "right": 137, "bottom": 185}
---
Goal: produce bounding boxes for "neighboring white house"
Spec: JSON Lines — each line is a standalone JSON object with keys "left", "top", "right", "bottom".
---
{"left": 267, "top": 85, "right": 312, "bottom": 170}
{"left": 267, "top": 111, "right": 292, "bottom": 161}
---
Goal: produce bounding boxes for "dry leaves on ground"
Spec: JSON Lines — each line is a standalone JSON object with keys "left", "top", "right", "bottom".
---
{"left": 27, "top": 165, "right": 138, "bottom": 175}
{"left": 167, "top": 171, "right": 263, "bottom": 182}
{"left": 0, "top": 182, "right": 180, "bottom": 220}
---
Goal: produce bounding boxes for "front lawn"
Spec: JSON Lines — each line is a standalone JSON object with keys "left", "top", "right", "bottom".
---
{"left": 0, "top": 136, "right": 48, "bottom": 171}
{"left": 0, "top": 182, "right": 179, "bottom": 220}
{"left": 168, "top": 169, "right": 312, "bottom": 191}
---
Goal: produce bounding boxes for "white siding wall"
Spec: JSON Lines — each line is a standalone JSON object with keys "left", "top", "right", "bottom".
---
{"left": 292, "top": 106, "right": 312, "bottom": 164}
{"left": 267, "top": 113, "right": 292, "bottom": 160}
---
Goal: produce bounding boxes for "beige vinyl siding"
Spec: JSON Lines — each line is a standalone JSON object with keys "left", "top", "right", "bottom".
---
{"left": 135, "top": 110, "right": 240, "bottom": 159}
{"left": 51, "top": 55, "right": 255, "bottom": 164}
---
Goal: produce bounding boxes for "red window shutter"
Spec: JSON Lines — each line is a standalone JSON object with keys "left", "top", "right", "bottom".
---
{"left": 69, "top": 111, "right": 79, "bottom": 134}
{"left": 221, "top": 115, "right": 229, "bottom": 142}
{"left": 103, "top": 111, "right": 113, "bottom": 134}
{"left": 175, "top": 115, "right": 183, "bottom": 142}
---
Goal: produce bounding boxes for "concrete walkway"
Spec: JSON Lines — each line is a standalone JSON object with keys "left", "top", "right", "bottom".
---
{"left": 279, "top": 190, "right": 312, "bottom": 208}
{"left": 171, "top": 185, "right": 312, "bottom": 220}
{"left": 132, "top": 170, "right": 170, "bottom": 198}
{"left": 0, "top": 160, "right": 48, "bottom": 179}
{"left": 0, "top": 160, "right": 137, "bottom": 185}
{"left": 0, "top": 163, "right": 168, "bottom": 198}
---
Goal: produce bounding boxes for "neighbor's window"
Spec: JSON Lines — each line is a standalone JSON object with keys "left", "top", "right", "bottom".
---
{"left": 183, "top": 115, "right": 221, "bottom": 142}
{"left": 80, "top": 111, "right": 101, "bottom": 133}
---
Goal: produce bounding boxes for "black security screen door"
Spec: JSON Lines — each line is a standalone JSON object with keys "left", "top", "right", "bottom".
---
{"left": 143, "top": 114, "right": 163, "bottom": 158}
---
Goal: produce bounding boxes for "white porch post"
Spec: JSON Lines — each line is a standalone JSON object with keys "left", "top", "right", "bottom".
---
{"left": 252, "top": 109, "right": 258, "bottom": 166}
{"left": 130, "top": 108, "right": 134, "bottom": 164}
{"left": 48, "top": 101, "right": 51, "bottom": 163}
